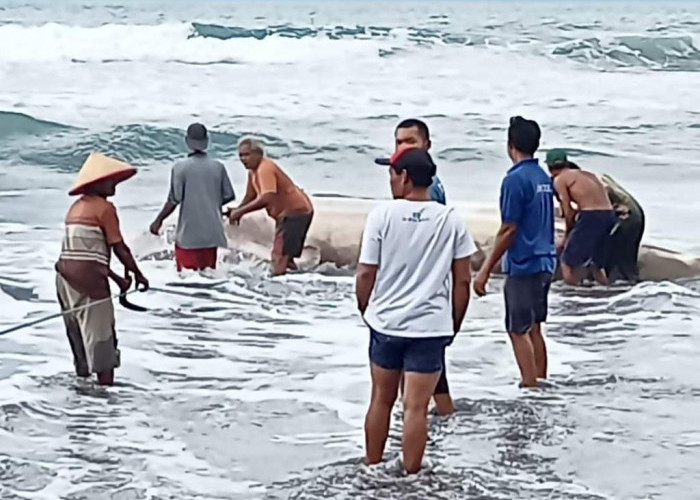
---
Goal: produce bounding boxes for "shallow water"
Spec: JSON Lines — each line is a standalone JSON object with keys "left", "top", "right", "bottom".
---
{"left": 2, "top": 1, "right": 700, "bottom": 499}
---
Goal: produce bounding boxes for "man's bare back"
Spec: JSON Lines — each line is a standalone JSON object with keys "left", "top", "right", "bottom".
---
{"left": 554, "top": 169, "right": 612, "bottom": 212}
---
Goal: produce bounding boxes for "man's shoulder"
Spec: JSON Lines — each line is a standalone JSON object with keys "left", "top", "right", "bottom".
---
{"left": 171, "top": 157, "right": 193, "bottom": 172}
{"left": 502, "top": 168, "right": 525, "bottom": 188}
{"left": 259, "top": 158, "right": 280, "bottom": 172}
{"left": 85, "top": 195, "right": 115, "bottom": 210}
{"left": 174, "top": 155, "right": 225, "bottom": 173}
{"left": 368, "top": 200, "right": 393, "bottom": 216}
{"left": 67, "top": 196, "right": 116, "bottom": 222}
{"left": 370, "top": 200, "right": 452, "bottom": 218}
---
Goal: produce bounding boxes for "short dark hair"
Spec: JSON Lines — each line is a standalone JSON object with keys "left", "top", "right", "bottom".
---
{"left": 549, "top": 160, "right": 581, "bottom": 171}
{"left": 508, "top": 116, "right": 541, "bottom": 156}
{"left": 396, "top": 118, "right": 430, "bottom": 142}
{"left": 548, "top": 160, "right": 581, "bottom": 170}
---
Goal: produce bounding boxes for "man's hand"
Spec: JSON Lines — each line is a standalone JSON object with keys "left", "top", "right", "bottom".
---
{"left": 134, "top": 272, "right": 150, "bottom": 292}
{"left": 613, "top": 203, "right": 630, "bottom": 220}
{"left": 473, "top": 268, "right": 489, "bottom": 297}
{"left": 228, "top": 209, "right": 243, "bottom": 225}
{"left": 115, "top": 274, "right": 132, "bottom": 295}
{"left": 149, "top": 220, "right": 162, "bottom": 236}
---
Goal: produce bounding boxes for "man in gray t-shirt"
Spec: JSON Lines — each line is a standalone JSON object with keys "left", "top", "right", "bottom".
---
{"left": 150, "top": 123, "right": 235, "bottom": 271}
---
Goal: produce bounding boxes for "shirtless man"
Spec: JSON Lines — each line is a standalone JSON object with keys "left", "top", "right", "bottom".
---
{"left": 545, "top": 149, "right": 616, "bottom": 285}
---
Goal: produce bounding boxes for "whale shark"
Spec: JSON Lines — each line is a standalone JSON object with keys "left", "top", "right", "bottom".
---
{"left": 221, "top": 197, "right": 700, "bottom": 281}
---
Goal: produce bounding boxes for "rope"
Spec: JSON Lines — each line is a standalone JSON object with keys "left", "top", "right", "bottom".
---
{"left": 0, "top": 289, "right": 139, "bottom": 337}
{"left": 148, "top": 286, "right": 255, "bottom": 306}
{"left": 0, "top": 286, "right": 255, "bottom": 337}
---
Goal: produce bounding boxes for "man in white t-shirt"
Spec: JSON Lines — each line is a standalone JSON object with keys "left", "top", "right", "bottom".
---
{"left": 356, "top": 145, "right": 477, "bottom": 474}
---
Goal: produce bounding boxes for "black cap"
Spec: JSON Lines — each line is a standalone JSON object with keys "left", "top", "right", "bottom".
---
{"left": 377, "top": 146, "right": 436, "bottom": 187}
{"left": 185, "top": 122, "right": 208, "bottom": 152}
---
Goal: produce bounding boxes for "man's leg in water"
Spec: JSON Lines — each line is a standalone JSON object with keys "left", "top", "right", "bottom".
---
{"left": 432, "top": 355, "right": 455, "bottom": 416}
{"left": 591, "top": 266, "right": 609, "bottom": 286}
{"left": 365, "top": 363, "right": 401, "bottom": 465}
{"left": 401, "top": 337, "right": 448, "bottom": 473}
{"left": 529, "top": 323, "right": 548, "bottom": 379}
{"left": 403, "top": 370, "right": 441, "bottom": 473}
{"left": 432, "top": 393, "right": 455, "bottom": 416}
{"left": 97, "top": 331, "right": 120, "bottom": 386}
{"left": 508, "top": 332, "right": 539, "bottom": 387}
{"left": 365, "top": 330, "right": 404, "bottom": 465}
{"left": 277, "top": 213, "right": 311, "bottom": 275}
{"left": 504, "top": 274, "right": 544, "bottom": 387}
{"left": 271, "top": 220, "right": 289, "bottom": 277}
{"left": 560, "top": 261, "right": 582, "bottom": 286}
{"left": 272, "top": 253, "right": 290, "bottom": 276}
{"left": 57, "top": 275, "right": 91, "bottom": 377}
{"left": 97, "top": 370, "right": 114, "bottom": 386}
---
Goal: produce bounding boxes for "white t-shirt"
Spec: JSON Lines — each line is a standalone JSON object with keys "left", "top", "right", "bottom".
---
{"left": 359, "top": 200, "right": 478, "bottom": 338}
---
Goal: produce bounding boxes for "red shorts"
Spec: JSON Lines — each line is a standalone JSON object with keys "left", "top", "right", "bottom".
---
{"left": 175, "top": 246, "right": 217, "bottom": 272}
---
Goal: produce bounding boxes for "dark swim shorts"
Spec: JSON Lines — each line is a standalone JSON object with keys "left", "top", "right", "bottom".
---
{"left": 504, "top": 272, "right": 553, "bottom": 335}
{"left": 273, "top": 212, "right": 314, "bottom": 258}
{"left": 562, "top": 210, "right": 617, "bottom": 269}
{"left": 369, "top": 329, "right": 451, "bottom": 374}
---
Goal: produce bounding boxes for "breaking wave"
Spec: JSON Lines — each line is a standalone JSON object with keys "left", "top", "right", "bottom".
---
{"left": 1, "top": 20, "right": 699, "bottom": 71}
{"left": 552, "top": 35, "right": 700, "bottom": 71}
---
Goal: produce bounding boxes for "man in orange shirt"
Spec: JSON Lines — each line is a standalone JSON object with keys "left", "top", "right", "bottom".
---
{"left": 56, "top": 153, "right": 149, "bottom": 386}
{"left": 228, "top": 138, "right": 314, "bottom": 276}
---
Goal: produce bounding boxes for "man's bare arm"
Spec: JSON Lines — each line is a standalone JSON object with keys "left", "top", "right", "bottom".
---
{"left": 451, "top": 257, "right": 472, "bottom": 334}
{"left": 474, "top": 222, "right": 517, "bottom": 296}
{"left": 355, "top": 263, "right": 378, "bottom": 314}
{"left": 113, "top": 242, "right": 149, "bottom": 290}
{"left": 554, "top": 175, "right": 576, "bottom": 234}
{"left": 232, "top": 192, "right": 275, "bottom": 219}
{"left": 239, "top": 177, "right": 256, "bottom": 207}
{"left": 151, "top": 201, "right": 177, "bottom": 231}
{"left": 483, "top": 223, "right": 518, "bottom": 275}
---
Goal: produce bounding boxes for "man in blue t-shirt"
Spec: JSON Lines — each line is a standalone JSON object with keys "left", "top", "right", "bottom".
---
{"left": 474, "top": 116, "right": 556, "bottom": 388}
{"left": 375, "top": 118, "right": 454, "bottom": 415}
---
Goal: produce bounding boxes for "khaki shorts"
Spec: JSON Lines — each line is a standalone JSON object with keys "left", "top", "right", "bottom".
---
{"left": 56, "top": 273, "right": 119, "bottom": 375}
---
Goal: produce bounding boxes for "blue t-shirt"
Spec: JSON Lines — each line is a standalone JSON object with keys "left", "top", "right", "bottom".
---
{"left": 500, "top": 159, "right": 556, "bottom": 275}
{"left": 429, "top": 176, "right": 446, "bottom": 205}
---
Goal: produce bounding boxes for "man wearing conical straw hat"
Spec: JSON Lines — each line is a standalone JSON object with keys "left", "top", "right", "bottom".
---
{"left": 55, "top": 152, "right": 149, "bottom": 386}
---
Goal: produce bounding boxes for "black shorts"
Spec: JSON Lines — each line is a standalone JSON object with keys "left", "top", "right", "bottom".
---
{"left": 504, "top": 272, "right": 553, "bottom": 335}
{"left": 562, "top": 210, "right": 617, "bottom": 269}
{"left": 273, "top": 212, "right": 313, "bottom": 258}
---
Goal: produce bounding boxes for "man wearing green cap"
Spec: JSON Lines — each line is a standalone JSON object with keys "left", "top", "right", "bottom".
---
{"left": 545, "top": 149, "right": 616, "bottom": 285}
{"left": 546, "top": 149, "right": 645, "bottom": 283}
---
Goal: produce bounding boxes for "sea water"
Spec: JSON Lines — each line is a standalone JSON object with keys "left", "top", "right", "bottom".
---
{"left": 1, "top": 1, "right": 699, "bottom": 499}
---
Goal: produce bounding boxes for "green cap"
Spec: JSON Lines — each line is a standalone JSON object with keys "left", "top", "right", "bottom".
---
{"left": 545, "top": 148, "right": 568, "bottom": 166}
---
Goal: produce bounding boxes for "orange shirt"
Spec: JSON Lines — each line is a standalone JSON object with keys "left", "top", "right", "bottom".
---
{"left": 249, "top": 159, "right": 313, "bottom": 219}
{"left": 56, "top": 195, "right": 124, "bottom": 299}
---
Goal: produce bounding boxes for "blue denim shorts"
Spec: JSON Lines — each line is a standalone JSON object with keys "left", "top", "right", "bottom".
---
{"left": 368, "top": 329, "right": 451, "bottom": 374}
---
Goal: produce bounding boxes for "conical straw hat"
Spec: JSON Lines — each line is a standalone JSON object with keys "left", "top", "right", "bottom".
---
{"left": 69, "top": 152, "right": 137, "bottom": 196}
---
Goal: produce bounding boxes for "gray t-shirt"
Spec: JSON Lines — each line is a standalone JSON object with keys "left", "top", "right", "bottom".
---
{"left": 168, "top": 153, "right": 236, "bottom": 249}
